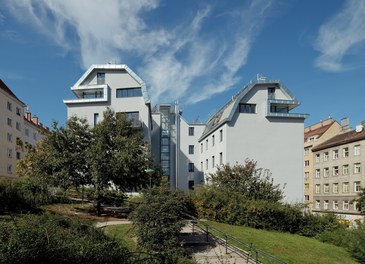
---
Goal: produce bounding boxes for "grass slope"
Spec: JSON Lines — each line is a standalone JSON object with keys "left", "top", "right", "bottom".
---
{"left": 103, "top": 224, "right": 137, "bottom": 251}
{"left": 205, "top": 221, "right": 357, "bottom": 264}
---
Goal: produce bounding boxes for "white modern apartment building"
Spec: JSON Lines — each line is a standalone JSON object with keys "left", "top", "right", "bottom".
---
{"left": 65, "top": 65, "right": 308, "bottom": 202}
{"left": 64, "top": 64, "right": 152, "bottom": 142}
{"left": 0, "top": 79, "right": 48, "bottom": 178}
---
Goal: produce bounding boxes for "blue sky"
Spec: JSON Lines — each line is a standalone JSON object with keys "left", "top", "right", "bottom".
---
{"left": 1, "top": 0, "right": 365, "bottom": 128}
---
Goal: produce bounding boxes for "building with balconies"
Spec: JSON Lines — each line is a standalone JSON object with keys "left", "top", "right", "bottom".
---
{"left": 63, "top": 64, "right": 152, "bottom": 142}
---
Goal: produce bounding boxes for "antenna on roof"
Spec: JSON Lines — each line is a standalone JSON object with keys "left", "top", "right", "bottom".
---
{"left": 257, "top": 74, "right": 266, "bottom": 81}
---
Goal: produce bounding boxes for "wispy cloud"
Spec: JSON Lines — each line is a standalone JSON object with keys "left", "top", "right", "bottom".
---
{"left": 4, "top": 0, "right": 275, "bottom": 105}
{"left": 314, "top": 0, "right": 365, "bottom": 72}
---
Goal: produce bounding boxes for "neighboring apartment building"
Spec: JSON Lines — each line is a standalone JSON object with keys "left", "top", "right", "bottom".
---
{"left": 0, "top": 79, "right": 48, "bottom": 178}
{"left": 64, "top": 66, "right": 308, "bottom": 202}
{"left": 304, "top": 118, "right": 341, "bottom": 210}
{"left": 63, "top": 64, "right": 152, "bottom": 142}
{"left": 312, "top": 120, "right": 365, "bottom": 222}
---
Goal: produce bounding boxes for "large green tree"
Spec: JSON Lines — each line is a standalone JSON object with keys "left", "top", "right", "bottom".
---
{"left": 209, "top": 159, "right": 284, "bottom": 202}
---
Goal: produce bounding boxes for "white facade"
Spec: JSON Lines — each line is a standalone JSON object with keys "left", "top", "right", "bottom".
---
{"left": 64, "top": 64, "right": 152, "bottom": 142}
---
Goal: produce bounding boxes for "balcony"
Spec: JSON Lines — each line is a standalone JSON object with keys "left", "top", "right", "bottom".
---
{"left": 63, "top": 84, "right": 108, "bottom": 105}
{"left": 266, "top": 99, "right": 309, "bottom": 119}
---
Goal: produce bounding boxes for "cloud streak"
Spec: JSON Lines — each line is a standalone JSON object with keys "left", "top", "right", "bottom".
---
{"left": 314, "top": 0, "right": 365, "bottom": 72}
{"left": 4, "top": 0, "right": 275, "bottom": 105}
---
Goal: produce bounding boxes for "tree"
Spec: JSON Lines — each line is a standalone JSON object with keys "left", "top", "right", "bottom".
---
{"left": 353, "top": 188, "right": 365, "bottom": 213}
{"left": 130, "top": 182, "right": 196, "bottom": 263}
{"left": 209, "top": 159, "right": 284, "bottom": 202}
{"left": 87, "top": 108, "right": 158, "bottom": 215}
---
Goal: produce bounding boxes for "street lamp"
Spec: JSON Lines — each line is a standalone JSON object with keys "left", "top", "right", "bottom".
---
{"left": 145, "top": 168, "right": 154, "bottom": 190}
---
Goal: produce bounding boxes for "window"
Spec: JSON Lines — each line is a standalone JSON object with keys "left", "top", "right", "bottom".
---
{"left": 7, "top": 148, "right": 12, "bottom": 158}
{"left": 323, "top": 168, "right": 329, "bottom": 177}
{"left": 270, "top": 104, "right": 289, "bottom": 113}
{"left": 343, "top": 147, "right": 349, "bottom": 158}
{"left": 7, "top": 101, "right": 12, "bottom": 111}
{"left": 94, "top": 113, "right": 99, "bottom": 127}
{"left": 353, "top": 201, "right": 358, "bottom": 211}
{"left": 304, "top": 183, "right": 309, "bottom": 190}
{"left": 324, "top": 152, "right": 329, "bottom": 161}
{"left": 188, "top": 145, "right": 194, "bottom": 155}
{"left": 205, "top": 139, "right": 208, "bottom": 150}
{"left": 7, "top": 164, "right": 12, "bottom": 174}
{"left": 333, "top": 166, "right": 339, "bottom": 176}
{"left": 304, "top": 195, "right": 309, "bottom": 201}
{"left": 200, "top": 162, "right": 203, "bottom": 171}
{"left": 219, "top": 129, "right": 223, "bottom": 142}
{"left": 212, "top": 135, "right": 215, "bottom": 147}
{"left": 324, "top": 184, "right": 329, "bottom": 193}
{"left": 315, "top": 200, "right": 320, "bottom": 209}
{"left": 308, "top": 136, "right": 316, "bottom": 142}
{"left": 212, "top": 156, "right": 215, "bottom": 168}
{"left": 206, "top": 159, "right": 208, "bottom": 170}
{"left": 200, "top": 143, "right": 203, "bottom": 153}
{"left": 315, "top": 169, "right": 320, "bottom": 178}
{"left": 342, "top": 165, "right": 349, "bottom": 175}
{"left": 97, "top": 72, "right": 105, "bottom": 84}
{"left": 342, "top": 182, "right": 349, "bottom": 193}
{"left": 16, "top": 107, "right": 21, "bottom": 116}
{"left": 188, "top": 163, "right": 194, "bottom": 172}
{"left": 239, "top": 103, "right": 256, "bottom": 113}
{"left": 118, "top": 112, "right": 140, "bottom": 127}
{"left": 315, "top": 184, "right": 321, "bottom": 194}
{"left": 333, "top": 150, "right": 338, "bottom": 160}
{"left": 315, "top": 154, "right": 320, "bottom": 163}
{"left": 354, "top": 145, "right": 360, "bottom": 156}
{"left": 354, "top": 163, "right": 361, "bottom": 174}
{"left": 333, "top": 183, "right": 339, "bottom": 193}
{"left": 7, "top": 133, "right": 12, "bottom": 142}
{"left": 116, "top": 87, "right": 142, "bottom": 97}
{"left": 304, "top": 148, "right": 309, "bottom": 155}
{"left": 354, "top": 181, "right": 361, "bottom": 192}
{"left": 333, "top": 200, "right": 339, "bottom": 210}
{"left": 7, "top": 118, "right": 12, "bottom": 127}
{"left": 343, "top": 201, "right": 349, "bottom": 210}
{"left": 219, "top": 152, "right": 223, "bottom": 165}
{"left": 268, "top": 87, "right": 275, "bottom": 99}
{"left": 16, "top": 152, "right": 21, "bottom": 160}
{"left": 304, "top": 160, "right": 309, "bottom": 167}
{"left": 16, "top": 122, "right": 21, "bottom": 131}
{"left": 304, "top": 172, "right": 309, "bottom": 179}
{"left": 188, "top": 127, "right": 194, "bottom": 136}
{"left": 324, "top": 200, "right": 329, "bottom": 210}
{"left": 82, "top": 90, "right": 103, "bottom": 99}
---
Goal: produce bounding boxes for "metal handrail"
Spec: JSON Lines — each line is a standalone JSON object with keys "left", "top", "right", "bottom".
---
{"left": 193, "top": 220, "right": 287, "bottom": 264}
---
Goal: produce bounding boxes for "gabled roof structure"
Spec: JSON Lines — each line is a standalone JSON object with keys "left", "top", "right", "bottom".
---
{"left": 0, "top": 79, "right": 26, "bottom": 106}
{"left": 199, "top": 79, "right": 307, "bottom": 141}
{"left": 304, "top": 119, "right": 337, "bottom": 142}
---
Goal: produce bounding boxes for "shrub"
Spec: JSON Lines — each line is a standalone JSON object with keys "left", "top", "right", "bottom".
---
{"left": 0, "top": 214, "right": 131, "bottom": 264}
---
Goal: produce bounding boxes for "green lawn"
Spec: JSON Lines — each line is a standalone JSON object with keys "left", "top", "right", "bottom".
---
{"left": 103, "top": 224, "right": 137, "bottom": 251}
{"left": 203, "top": 221, "right": 357, "bottom": 264}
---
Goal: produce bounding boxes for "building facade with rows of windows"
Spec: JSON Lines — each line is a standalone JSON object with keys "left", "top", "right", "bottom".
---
{"left": 64, "top": 65, "right": 308, "bottom": 203}
{"left": 0, "top": 79, "right": 48, "bottom": 178}
{"left": 311, "top": 122, "right": 365, "bottom": 222}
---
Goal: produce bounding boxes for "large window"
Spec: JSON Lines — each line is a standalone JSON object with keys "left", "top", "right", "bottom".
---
{"left": 270, "top": 105, "right": 288, "bottom": 113}
{"left": 117, "top": 112, "right": 140, "bottom": 127}
{"left": 83, "top": 90, "right": 103, "bottom": 99}
{"left": 116, "top": 87, "right": 142, "bottom": 97}
{"left": 239, "top": 103, "right": 256, "bottom": 113}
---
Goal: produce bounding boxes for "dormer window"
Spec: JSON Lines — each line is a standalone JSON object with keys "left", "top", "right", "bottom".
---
{"left": 97, "top": 72, "right": 105, "bottom": 84}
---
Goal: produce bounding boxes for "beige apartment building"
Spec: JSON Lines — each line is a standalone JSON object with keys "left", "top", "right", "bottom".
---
{"left": 311, "top": 121, "right": 365, "bottom": 222}
{"left": 0, "top": 79, "right": 48, "bottom": 178}
{"left": 304, "top": 118, "right": 341, "bottom": 210}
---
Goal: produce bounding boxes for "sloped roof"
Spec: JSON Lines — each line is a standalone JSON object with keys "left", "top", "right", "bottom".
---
{"left": 72, "top": 64, "right": 150, "bottom": 104}
{"left": 312, "top": 128, "right": 365, "bottom": 152}
{"left": 0, "top": 79, "right": 26, "bottom": 106}
{"left": 304, "top": 121, "right": 335, "bottom": 142}
{"left": 199, "top": 79, "right": 296, "bottom": 141}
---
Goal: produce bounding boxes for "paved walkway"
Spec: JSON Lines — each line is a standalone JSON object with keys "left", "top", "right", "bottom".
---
{"left": 95, "top": 220, "right": 131, "bottom": 228}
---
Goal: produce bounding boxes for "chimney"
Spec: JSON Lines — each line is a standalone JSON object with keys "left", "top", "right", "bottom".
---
{"left": 26, "top": 111, "right": 31, "bottom": 121}
{"left": 32, "top": 115, "right": 39, "bottom": 125}
{"left": 340, "top": 117, "right": 351, "bottom": 133}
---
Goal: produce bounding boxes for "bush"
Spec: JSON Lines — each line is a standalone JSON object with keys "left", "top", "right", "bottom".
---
{"left": 0, "top": 214, "right": 131, "bottom": 264}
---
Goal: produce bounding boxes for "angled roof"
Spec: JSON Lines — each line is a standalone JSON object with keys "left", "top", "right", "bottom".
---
{"left": 72, "top": 64, "right": 150, "bottom": 104}
{"left": 199, "top": 79, "right": 298, "bottom": 141}
{"left": 0, "top": 79, "right": 26, "bottom": 106}
{"left": 304, "top": 120, "right": 337, "bottom": 142}
{"left": 312, "top": 128, "right": 365, "bottom": 152}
